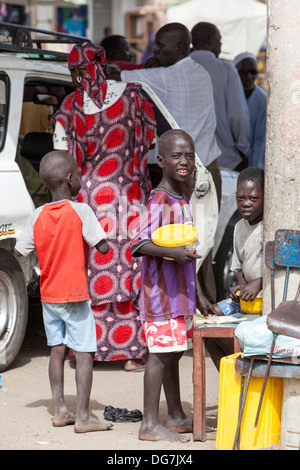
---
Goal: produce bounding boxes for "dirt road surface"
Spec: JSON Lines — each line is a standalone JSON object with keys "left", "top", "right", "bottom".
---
{"left": 0, "top": 299, "right": 219, "bottom": 453}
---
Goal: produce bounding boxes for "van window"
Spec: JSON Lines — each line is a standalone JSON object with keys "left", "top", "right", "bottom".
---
{"left": 0, "top": 74, "right": 9, "bottom": 151}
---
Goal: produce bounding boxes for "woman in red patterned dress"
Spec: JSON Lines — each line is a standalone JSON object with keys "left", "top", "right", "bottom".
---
{"left": 53, "top": 42, "right": 156, "bottom": 370}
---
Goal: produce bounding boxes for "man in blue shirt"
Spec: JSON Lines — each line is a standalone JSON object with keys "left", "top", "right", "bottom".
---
{"left": 234, "top": 52, "right": 266, "bottom": 170}
{"left": 191, "top": 22, "right": 250, "bottom": 173}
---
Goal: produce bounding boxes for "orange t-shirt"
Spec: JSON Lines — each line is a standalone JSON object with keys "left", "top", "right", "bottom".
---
{"left": 16, "top": 200, "right": 106, "bottom": 303}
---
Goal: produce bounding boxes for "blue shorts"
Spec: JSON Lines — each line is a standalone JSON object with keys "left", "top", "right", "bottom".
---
{"left": 42, "top": 301, "right": 97, "bottom": 352}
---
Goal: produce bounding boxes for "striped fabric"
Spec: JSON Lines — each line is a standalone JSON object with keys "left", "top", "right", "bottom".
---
{"left": 131, "top": 189, "right": 197, "bottom": 322}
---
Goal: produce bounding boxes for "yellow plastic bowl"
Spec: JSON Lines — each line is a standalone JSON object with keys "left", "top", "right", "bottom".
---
{"left": 151, "top": 223, "right": 198, "bottom": 247}
{"left": 240, "top": 297, "right": 263, "bottom": 314}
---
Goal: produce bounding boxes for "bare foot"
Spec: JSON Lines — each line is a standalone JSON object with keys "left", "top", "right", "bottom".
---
{"left": 124, "top": 359, "right": 146, "bottom": 372}
{"left": 52, "top": 411, "right": 76, "bottom": 427}
{"left": 139, "top": 423, "right": 190, "bottom": 442}
{"left": 74, "top": 415, "right": 113, "bottom": 433}
{"left": 166, "top": 417, "right": 193, "bottom": 433}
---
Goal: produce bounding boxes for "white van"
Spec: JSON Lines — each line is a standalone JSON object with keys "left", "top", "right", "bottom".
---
{"left": 0, "top": 23, "right": 239, "bottom": 371}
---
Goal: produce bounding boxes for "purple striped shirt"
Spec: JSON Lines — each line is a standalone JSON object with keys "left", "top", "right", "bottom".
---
{"left": 131, "top": 189, "right": 197, "bottom": 321}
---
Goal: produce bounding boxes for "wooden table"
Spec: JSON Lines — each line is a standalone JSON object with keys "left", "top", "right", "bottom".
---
{"left": 193, "top": 324, "right": 241, "bottom": 441}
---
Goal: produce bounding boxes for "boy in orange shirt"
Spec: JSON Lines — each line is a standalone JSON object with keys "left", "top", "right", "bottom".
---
{"left": 15, "top": 151, "right": 112, "bottom": 434}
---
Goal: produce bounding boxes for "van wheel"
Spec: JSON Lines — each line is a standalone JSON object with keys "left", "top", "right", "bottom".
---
{"left": 0, "top": 249, "right": 28, "bottom": 372}
{"left": 213, "top": 212, "right": 241, "bottom": 301}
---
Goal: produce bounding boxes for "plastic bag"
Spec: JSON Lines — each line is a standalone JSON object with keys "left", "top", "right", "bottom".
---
{"left": 235, "top": 315, "right": 300, "bottom": 360}
{"left": 103, "top": 406, "right": 142, "bottom": 422}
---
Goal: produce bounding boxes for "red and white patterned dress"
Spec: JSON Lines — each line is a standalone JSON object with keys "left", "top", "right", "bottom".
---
{"left": 53, "top": 80, "right": 156, "bottom": 361}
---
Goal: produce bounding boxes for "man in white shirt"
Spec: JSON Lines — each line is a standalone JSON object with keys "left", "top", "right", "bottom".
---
{"left": 190, "top": 22, "right": 250, "bottom": 172}
{"left": 116, "top": 23, "right": 221, "bottom": 176}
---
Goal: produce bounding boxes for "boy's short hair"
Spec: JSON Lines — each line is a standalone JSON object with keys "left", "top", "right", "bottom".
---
{"left": 158, "top": 129, "right": 194, "bottom": 157}
{"left": 40, "top": 151, "right": 76, "bottom": 191}
{"left": 237, "top": 167, "right": 264, "bottom": 192}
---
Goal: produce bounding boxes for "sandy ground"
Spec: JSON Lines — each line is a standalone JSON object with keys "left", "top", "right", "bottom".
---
{"left": 0, "top": 298, "right": 220, "bottom": 453}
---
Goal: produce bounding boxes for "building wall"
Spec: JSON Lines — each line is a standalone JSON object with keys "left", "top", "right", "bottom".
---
{"left": 30, "top": 6, "right": 56, "bottom": 31}
{"left": 90, "top": 0, "right": 112, "bottom": 44}
{"left": 90, "top": 0, "right": 147, "bottom": 43}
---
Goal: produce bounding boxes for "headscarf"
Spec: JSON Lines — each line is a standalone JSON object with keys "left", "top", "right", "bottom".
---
{"left": 234, "top": 51, "right": 257, "bottom": 67}
{"left": 58, "top": 41, "right": 110, "bottom": 160}
{"left": 68, "top": 41, "right": 108, "bottom": 109}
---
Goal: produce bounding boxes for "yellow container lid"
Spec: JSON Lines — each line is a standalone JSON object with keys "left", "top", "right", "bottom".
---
{"left": 151, "top": 223, "right": 198, "bottom": 247}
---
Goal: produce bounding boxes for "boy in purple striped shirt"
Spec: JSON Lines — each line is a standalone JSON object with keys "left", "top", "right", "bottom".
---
{"left": 131, "top": 129, "right": 200, "bottom": 442}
